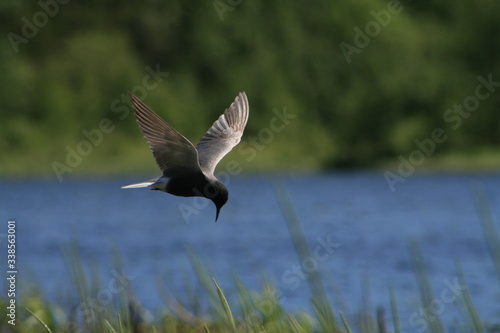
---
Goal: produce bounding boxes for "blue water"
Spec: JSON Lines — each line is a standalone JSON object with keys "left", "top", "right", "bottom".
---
{"left": 1, "top": 172, "right": 500, "bottom": 330}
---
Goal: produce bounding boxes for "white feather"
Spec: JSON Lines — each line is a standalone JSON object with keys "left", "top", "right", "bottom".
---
{"left": 121, "top": 182, "right": 154, "bottom": 189}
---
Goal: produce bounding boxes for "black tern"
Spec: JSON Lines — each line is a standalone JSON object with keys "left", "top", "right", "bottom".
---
{"left": 122, "top": 92, "right": 249, "bottom": 221}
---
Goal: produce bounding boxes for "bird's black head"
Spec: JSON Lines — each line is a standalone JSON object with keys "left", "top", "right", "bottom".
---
{"left": 211, "top": 182, "right": 228, "bottom": 222}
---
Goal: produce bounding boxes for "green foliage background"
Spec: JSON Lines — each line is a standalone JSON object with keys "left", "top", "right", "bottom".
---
{"left": 1, "top": 0, "right": 499, "bottom": 176}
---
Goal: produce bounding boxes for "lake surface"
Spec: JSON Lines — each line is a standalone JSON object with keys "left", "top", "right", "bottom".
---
{"left": 1, "top": 172, "right": 500, "bottom": 330}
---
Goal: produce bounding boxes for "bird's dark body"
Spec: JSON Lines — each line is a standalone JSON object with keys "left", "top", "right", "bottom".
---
{"left": 164, "top": 171, "right": 229, "bottom": 208}
{"left": 166, "top": 172, "right": 213, "bottom": 197}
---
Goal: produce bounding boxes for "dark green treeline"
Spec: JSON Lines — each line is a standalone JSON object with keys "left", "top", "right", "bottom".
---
{"left": 1, "top": 0, "right": 499, "bottom": 175}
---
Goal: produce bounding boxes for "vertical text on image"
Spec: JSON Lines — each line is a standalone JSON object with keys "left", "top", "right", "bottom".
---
{"left": 6, "top": 220, "right": 17, "bottom": 326}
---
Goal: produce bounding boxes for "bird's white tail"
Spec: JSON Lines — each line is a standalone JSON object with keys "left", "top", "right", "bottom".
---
{"left": 121, "top": 181, "right": 154, "bottom": 189}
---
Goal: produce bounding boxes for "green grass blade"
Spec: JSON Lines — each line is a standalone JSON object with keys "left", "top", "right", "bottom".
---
{"left": 273, "top": 181, "right": 327, "bottom": 299}
{"left": 185, "top": 246, "right": 224, "bottom": 319}
{"left": 407, "top": 240, "right": 444, "bottom": 333}
{"left": 63, "top": 243, "right": 101, "bottom": 332}
{"left": 472, "top": 185, "right": 500, "bottom": 289}
{"left": 117, "top": 313, "right": 125, "bottom": 333}
{"left": 311, "top": 298, "right": 339, "bottom": 333}
{"left": 273, "top": 180, "right": 339, "bottom": 332}
{"left": 456, "top": 261, "right": 484, "bottom": 333}
{"left": 212, "top": 277, "right": 237, "bottom": 332}
{"left": 233, "top": 275, "right": 265, "bottom": 331}
{"left": 389, "top": 286, "right": 402, "bottom": 333}
{"left": 287, "top": 315, "right": 309, "bottom": 333}
{"left": 26, "top": 307, "right": 54, "bottom": 333}
{"left": 339, "top": 311, "right": 353, "bottom": 333}
{"left": 233, "top": 275, "right": 252, "bottom": 315}
{"left": 104, "top": 319, "right": 118, "bottom": 333}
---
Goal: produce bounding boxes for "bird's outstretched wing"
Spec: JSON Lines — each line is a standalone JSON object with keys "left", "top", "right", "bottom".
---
{"left": 196, "top": 92, "right": 249, "bottom": 176}
{"left": 129, "top": 93, "right": 201, "bottom": 177}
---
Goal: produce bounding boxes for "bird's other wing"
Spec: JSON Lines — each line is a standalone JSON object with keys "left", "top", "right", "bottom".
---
{"left": 196, "top": 91, "right": 249, "bottom": 177}
{"left": 129, "top": 93, "right": 201, "bottom": 177}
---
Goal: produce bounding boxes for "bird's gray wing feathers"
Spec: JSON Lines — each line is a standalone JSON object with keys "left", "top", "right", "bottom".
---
{"left": 196, "top": 92, "right": 249, "bottom": 176}
{"left": 129, "top": 93, "right": 201, "bottom": 176}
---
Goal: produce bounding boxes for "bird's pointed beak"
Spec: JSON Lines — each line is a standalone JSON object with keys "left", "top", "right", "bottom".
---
{"left": 215, "top": 207, "right": 221, "bottom": 222}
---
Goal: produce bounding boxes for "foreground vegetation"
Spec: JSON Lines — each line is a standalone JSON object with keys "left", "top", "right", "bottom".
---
{"left": 1, "top": 1, "right": 500, "bottom": 175}
{"left": 1, "top": 186, "right": 500, "bottom": 332}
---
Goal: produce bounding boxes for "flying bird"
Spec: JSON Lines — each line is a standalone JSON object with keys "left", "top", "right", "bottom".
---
{"left": 122, "top": 92, "right": 249, "bottom": 221}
